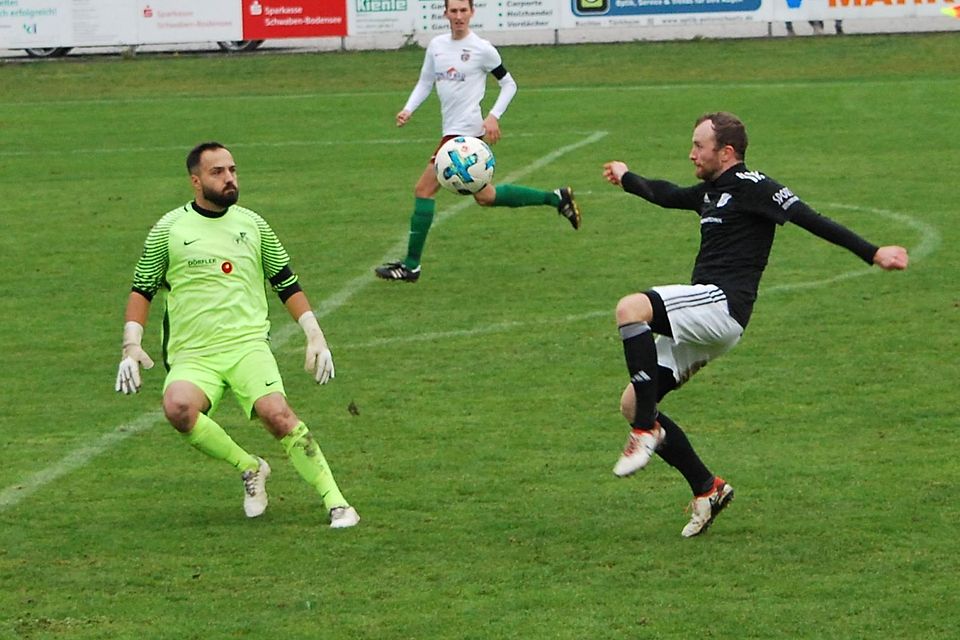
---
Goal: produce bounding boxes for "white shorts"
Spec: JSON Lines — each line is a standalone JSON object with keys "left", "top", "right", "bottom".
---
{"left": 651, "top": 284, "right": 744, "bottom": 385}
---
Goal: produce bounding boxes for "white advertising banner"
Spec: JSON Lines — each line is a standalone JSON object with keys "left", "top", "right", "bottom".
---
{"left": 136, "top": 0, "right": 242, "bottom": 44}
{"left": 411, "top": 0, "right": 559, "bottom": 33}
{"left": 1, "top": 0, "right": 958, "bottom": 51}
{"left": 0, "top": 0, "right": 131, "bottom": 48}
{"left": 490, "top": 0, "right": 558, "bottom": 31}
{"left": 0, "top": 0, "right": 66, "bottom": 48}
{"left": 349, "top": 0, "right": 415, "bottom": 34}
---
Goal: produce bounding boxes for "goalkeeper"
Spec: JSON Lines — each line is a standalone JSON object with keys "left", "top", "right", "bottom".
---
{"left": 115, "top": 141, "right": 359, "bottom": 529}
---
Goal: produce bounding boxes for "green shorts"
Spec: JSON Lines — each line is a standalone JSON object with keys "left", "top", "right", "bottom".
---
{"left": 164, "top": 341, "right": 286, "bottom": 418}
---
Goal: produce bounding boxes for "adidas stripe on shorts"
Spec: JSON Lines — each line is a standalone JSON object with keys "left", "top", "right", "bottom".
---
{"left": 651, "top": 284, "right": 744, "bottom": 385}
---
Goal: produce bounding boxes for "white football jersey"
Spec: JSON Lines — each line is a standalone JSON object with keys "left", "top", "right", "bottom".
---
{"left": 418, "top": 32, "right": 502, "bottom": 136}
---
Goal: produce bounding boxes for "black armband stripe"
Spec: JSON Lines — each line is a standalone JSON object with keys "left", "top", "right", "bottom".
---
{"left": 268, "top": 265, "right": 295, "bottom": 287}
{"left": 131, "top": 286, "right": 154, "bottom": 302}
{"left": 277, "top": 281, "right": 302, "bottom": 304}
{"left": 491, "top": 65, "right": 508, "bottom": 80}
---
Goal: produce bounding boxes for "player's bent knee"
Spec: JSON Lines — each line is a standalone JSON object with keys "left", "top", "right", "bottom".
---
{"left": 473, "top": 184, "right": 496, "bottom": 206}
{"left": 616, "top": 293, "right": 653, "bottom": 325}
{"left": 162, "top": 381, "right": 208, "bottom": 433}
{"left": 162, "top": 398, "right": 198, "bottom": 433}
{"left": 254, "top": 393, "right": 299, "bottom": 438}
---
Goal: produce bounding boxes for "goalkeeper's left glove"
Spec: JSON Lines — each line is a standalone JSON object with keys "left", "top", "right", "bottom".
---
{"left": 115, "top": 321, "right": 155, "bottom": 394}
{"left": 298, "top": 311, "right": 335, "bottom": 385}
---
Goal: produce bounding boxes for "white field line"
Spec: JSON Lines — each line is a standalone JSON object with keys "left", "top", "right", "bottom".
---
{"left": 5, "top": 76, "right": 954, "bottom": 109}
{"left": 762, "top": 203, "right": 939, "bottom": 294}
{"left": 0, "top": 131, "right": 608, "bottom": 512}
{"left": 0, "top": 134, "right": 551, "bottom": 158}
{"left": 0, "top": 410, "right": 166, "bottom": 510}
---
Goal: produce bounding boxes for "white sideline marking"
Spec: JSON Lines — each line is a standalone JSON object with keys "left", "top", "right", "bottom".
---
{"left": 0, "top": 131, "right": 607, "bottom": 512}
{"left": 0, "top": 410, "right": 164, "bottom": 510}
{"left": 7, "top": 76, "right": 954, "bottom": 108}
{"left": 0, "top": 134, "right": 544, "bottom": 158}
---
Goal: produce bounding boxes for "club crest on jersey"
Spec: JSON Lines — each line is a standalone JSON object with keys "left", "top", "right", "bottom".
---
{"left": 461, "top": 50, "right": 470, "bottom": 62}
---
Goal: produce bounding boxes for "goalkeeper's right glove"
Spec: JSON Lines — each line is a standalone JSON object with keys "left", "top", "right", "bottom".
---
{"left": 115, "top": 321, "right": 155, "bottom": 394}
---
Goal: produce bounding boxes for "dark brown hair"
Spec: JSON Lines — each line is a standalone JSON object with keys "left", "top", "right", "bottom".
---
{"left": 696, "top": 112, "right": 748, "bottom": 160}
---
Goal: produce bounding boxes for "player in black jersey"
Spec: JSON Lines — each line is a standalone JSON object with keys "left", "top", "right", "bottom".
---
{"left": 601, "top": 112, "right": 909, "bottom": 537}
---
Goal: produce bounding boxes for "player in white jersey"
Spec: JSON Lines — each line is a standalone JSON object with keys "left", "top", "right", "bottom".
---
{"left": 115, "top": 142, "right": 359, "bottom": 529}
{"left": 375, "top": 0, "right": 581, "bottom": 283}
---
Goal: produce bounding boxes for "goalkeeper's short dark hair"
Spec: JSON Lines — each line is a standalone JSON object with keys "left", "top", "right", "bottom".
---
{"left": 187, "top": 142, "right": 228, "bottom": 175}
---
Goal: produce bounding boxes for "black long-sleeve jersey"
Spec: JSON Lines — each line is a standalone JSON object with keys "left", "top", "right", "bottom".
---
{"left": 621, "top": 162, "right": 878, "bottom": 328}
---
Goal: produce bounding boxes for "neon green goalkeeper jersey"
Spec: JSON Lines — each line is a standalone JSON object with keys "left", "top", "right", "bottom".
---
{"left": 131, "top": 202, "right": 300, "bottom": 364}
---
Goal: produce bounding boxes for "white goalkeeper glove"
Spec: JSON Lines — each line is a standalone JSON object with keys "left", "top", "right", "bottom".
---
{"left": 115, "top": 321, "right": 155, "bottom": 394}
{"left": 298, "top": 311, "right": 335, "bottom": 384}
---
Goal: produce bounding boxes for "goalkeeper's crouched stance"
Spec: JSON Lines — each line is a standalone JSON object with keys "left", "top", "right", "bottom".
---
{"left": 115, "top": 141, "right": 359, "bottom": 529}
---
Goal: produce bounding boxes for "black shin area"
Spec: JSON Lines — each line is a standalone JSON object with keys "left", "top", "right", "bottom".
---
{"left": 619, "top": 322, "right": 658, "bottom": 429}
{"left": 655, "top": 412, "right": 714, "bottom": 495}
{"left": 657, "top": 365, "right": 678, "bottom": 402}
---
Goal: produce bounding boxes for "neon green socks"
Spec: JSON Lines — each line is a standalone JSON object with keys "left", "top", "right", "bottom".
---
{"left": 493, "top": 184, "right": 559, "bottom": 208}
{"left": 281, "top": 422, "right": 347, "bottom": 510}
{"left": 185, "top": 417, "right": 348, "bottom": 511}
{"left": 185, "top": 413, "right": 259, "bottom": 473}
{"left": 403, "top": 197, "right": 435, "bottom": 269}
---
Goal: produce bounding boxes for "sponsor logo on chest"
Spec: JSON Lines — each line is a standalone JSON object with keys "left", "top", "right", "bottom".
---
{"left": 700, "top": 192, "right": 732, "bottom": 225}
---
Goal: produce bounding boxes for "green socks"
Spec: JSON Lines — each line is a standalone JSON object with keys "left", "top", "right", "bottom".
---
{"left": 185, "top": 413, "right": 259, "bottom": 473}
{"left": 402, "top": 187, "right": 560, "bottom": 268}
{"left": 493, "top": 184, "right": 559, "bottom": 208}
{"left": 403, "top": 197, "right": 436, "bottom": 270}
{"left": 281, "top": 422, "right": 347, "bottom": 510}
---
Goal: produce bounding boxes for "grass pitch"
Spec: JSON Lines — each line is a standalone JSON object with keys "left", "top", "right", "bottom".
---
{"left": 1, "top": 34, "right": 959, "bottom": 639}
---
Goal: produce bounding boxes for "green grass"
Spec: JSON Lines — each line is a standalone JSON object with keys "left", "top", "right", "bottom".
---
{"left": 1, "top": 33, "right": 959, "bottom": 639}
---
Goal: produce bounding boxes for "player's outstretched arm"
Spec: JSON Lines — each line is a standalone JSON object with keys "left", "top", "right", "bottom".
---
{"left": 286, "top": 291, "right": 335, "bottom": 385}
{"left": 603, "top": 161, "right": 630, "bottom": 186}
{"left": 115, "top": 291, "right": 155, "bottom": 394}
{"left": 873, "top": 245, "right": 909, "bottom": 271}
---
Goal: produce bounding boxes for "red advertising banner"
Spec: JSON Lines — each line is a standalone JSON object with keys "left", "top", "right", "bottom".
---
{"left": 241, "top": 0, "right": 347, "bottom": 38}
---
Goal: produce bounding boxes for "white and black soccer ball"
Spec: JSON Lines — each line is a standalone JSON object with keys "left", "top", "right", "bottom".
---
{"left": 434, "top": 136, "right": 496, "bottom": 195}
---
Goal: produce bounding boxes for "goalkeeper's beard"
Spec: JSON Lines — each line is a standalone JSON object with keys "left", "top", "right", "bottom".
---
{"left": 204, "top": 185, "right": 239, "bottom": 208}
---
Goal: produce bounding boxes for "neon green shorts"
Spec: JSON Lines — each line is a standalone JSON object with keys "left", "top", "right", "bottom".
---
{"left": 164, "top": 341, "right": 286, "bottom": 418}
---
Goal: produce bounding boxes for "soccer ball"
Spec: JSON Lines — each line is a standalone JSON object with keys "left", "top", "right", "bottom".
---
{"left": 434, "top": 136, "right": 496, "bottom": 195}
